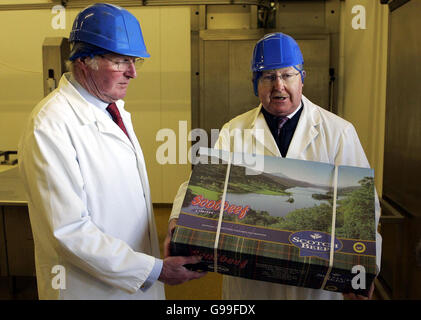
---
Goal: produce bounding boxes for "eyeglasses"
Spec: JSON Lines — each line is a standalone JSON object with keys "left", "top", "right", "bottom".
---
{"left": 100, "top": 55, "right": 144, "bottom": 72}
{"left": 259, "top": 72, "right": 300, "bottom": 86}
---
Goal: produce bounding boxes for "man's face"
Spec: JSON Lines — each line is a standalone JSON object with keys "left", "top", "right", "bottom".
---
{"left": 80, "top": 54, "right": 138, "bottom": 103}
{"left": 257, "top": 66, "right": 304, "bottom": 117}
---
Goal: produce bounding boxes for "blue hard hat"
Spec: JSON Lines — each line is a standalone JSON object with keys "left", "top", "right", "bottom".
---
{"left": 69, "top": 42, "right": 113, "bottom": 61}
{"left": 251, "top": 33, "right": 304, "bottom": 96}
{"left": 69, "top": 3, "right": 150, "bottom": 60}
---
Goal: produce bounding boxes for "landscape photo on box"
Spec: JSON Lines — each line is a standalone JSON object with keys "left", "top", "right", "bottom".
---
{"left": 170, "top": 148, "right": 377, "bottom": 294}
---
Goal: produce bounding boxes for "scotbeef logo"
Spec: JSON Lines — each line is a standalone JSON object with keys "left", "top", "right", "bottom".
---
{"left": 289, "top": 231, "right": 343, "bottom": 261}
{"left": 190, "top": 195, "right": 250, "bottom": 219}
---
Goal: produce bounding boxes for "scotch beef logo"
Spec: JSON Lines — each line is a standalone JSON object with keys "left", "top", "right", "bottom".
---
{"left": 289, "top": 231, "right": 343, "bottom": 261}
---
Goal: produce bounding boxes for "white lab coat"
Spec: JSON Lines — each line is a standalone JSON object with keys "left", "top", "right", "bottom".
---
{"left": 170, "top": 95, "right": 381, "bottom": 300}
{"left": 18, "top": 74, "right": 165, "bottom": 300}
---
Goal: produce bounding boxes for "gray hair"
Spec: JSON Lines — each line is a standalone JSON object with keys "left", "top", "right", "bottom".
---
{"left": 66, "top": 56, "right": 100, "bottom": 73}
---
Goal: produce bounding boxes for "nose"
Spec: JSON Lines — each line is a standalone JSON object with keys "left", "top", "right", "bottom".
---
{"left": 273, "top": 76, "right": 286, "bottom": 90}
{"left": 125, "top": 62, "right": 137, "bottom": 79}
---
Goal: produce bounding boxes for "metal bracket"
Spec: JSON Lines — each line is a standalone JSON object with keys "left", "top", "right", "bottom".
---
{"left": 0, "top": 151, "right": 18, "bottom": 166}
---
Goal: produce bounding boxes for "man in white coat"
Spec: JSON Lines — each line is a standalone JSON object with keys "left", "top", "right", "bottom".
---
{"left": 166, "top": 32, "right": 381, "bottom": 300}
{"left": 19, "top": 3, "right": 205, "bottom": 300}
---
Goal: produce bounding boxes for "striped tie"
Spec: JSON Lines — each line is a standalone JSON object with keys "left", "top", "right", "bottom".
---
{"left": 277, "top": 116, "right": 289, "bottom": 138}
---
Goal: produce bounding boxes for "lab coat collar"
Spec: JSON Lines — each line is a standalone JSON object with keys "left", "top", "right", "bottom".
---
{"left": 250, "top": 104, "right": 281, "bottom": 157}
{"left": 59, "top": 73, "right": 134, "bottom": 150}
{"left": 286, "top": 95, "right": 321, "bottom": 159}
{"left": 250, "top": 95, "right": 321, "bottom": 158}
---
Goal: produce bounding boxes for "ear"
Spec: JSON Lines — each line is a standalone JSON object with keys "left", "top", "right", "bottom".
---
{"left": 74, "top": 58, "right": 88, "bottom": 72}
{"left": 301, "top": 70, "right": 306, "bottom": 86}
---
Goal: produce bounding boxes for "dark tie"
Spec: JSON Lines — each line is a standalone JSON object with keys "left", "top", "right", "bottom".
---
{"left": 106, "top": 103, "right": 130, "bottom": 139}
{"left": 277, "top": 116, "right": 289, "bottom": 138}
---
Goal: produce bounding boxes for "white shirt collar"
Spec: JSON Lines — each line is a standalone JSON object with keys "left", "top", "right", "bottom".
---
{"left": 68, "top": 74, "right": 111, "bottom": 117}
{"left": 286, "top": 101, "right": 303, "bottom": 119}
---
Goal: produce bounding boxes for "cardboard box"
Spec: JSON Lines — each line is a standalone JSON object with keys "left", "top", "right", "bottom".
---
{"left": 170, "top": 148, "right": 377, "bottom": 296}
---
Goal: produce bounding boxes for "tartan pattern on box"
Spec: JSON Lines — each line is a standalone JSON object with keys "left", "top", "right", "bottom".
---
{"left": 171, "top": 223, "right": 377, "bottom": 282}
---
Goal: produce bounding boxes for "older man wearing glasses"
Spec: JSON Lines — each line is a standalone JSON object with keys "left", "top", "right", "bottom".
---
{"left": 167, "top": 32, "right": 381, "bottom": 300}
{"left": 18, "top": 3, "right": 205, "bottom": 300}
